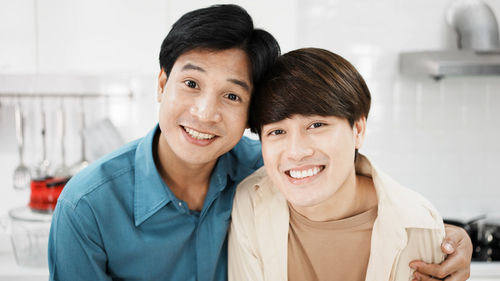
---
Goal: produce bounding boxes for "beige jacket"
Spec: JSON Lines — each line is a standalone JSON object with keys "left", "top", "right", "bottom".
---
{"left": 228, "top": 154, "right": 445, "bottom": 281}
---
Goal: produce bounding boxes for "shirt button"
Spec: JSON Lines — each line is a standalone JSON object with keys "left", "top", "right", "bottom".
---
{"left": 178, "top": 202, "right": 182, "bottom": 207}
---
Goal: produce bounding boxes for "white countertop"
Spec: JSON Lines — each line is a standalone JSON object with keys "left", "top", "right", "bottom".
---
{"left": 0, "top": 232, "right": 498, "bottom": 281}
{"left": 0, "top": 240, "right": 48, "bottom": 281}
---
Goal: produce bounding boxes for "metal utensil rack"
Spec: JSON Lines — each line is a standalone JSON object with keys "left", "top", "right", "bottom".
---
{"left": 1, "top": 90, "right": 133, "bottom": 188}
{"left": 0, "top": 90, "right": 134, "bottom": 116}
{"left": 0, "top": 91, "right": 133, "bottom": 101}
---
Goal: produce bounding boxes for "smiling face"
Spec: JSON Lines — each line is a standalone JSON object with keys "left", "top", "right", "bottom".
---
{"left": 261, "top": 114, "right": 366, "bottom": 209}
{"left": 156, "top": 48, "right": 252, "bottom": 167}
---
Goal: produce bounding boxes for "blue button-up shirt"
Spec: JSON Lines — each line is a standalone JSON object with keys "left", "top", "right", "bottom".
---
{"left": 48, "top": 125, "right": 263, "bottom": 281}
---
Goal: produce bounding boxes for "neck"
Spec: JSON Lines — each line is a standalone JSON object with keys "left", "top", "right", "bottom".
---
{"left": 292, "top": 170, "right": 377, "bottom": 222}
{"left": 154, "top": 131, "right": 217, "bottom": 211}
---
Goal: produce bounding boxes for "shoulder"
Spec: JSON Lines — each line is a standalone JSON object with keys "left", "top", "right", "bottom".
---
{"left": 232, "top": 167, "right": 271, "bottom": 216}
{"left": 234, "top": 167, "right": 268, "bottom": 199}
{"left": 58, "top": 138, "right": 141, "bottom": 207}
{"left": 224, "top": 136, "right": 263, "bottom": 182}
{"left": 373, "top": 165, "right": 444, "bottom": 230}
{"left": 229, "top": 136, "right": 263, "bottom": 169}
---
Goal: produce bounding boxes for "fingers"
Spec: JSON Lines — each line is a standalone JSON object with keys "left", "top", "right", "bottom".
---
{"left": 412, "top": 271, "right": 445, "bottom": 280}
{"left": 413, "top": 270, "right": 471, "bottom": 281}
{"left": 410, "top": 261, "right": 451, "bottom": 279}
{"left": 444, "top": 271, "right": 471, "bottom": 281}
{"left": 411, "top": 225, "right": 472, "bottom": 281}
{"left": 411, "top": 255, "right": 471, "bottom": 281}
{"left": 441, "top": 241, "right": 455, "bottom": 255}
{"left": 442, "top": 224, "right": 469, "bottom": 254}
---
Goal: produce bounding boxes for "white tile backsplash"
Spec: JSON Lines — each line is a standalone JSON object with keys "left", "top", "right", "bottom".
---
{"left": 296, "top": 0, "right": 500, "bottom": 217}
{"left": 363, "top": 76, "right": 500, "bottom": 217}
{"left": 1, "top": 0, "right": 500, "bottom": 220}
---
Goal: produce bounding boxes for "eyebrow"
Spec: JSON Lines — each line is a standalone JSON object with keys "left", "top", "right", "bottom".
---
{"left": 228, "top": 78, "right": 250, "bottom": 91}
{"left": 181, "top": 63, "right": 205, "bottom": 72}
{"left": 181, "top": 63, "right": 250, "bottom": 92}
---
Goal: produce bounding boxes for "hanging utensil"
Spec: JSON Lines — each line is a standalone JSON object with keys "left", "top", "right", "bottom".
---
{"left": 54, "top": 99, "right": 70, "bottom": 178}
{"left": 13, "top": 101, "right": 32, "bottom": 190}
{"left": 36, "top": 99, "right": 50, "bottom": 178}
{"left": 70, "top": 97, "right": 89, "bottom": 175}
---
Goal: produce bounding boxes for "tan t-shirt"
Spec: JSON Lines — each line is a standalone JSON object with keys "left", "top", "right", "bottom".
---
{"left": 288, "top": 205, "right": 378, "bottom": 281}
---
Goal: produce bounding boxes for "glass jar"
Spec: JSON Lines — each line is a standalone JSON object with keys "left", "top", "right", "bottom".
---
{"left": 8, "top": 206, "right": 52, "bottom": 268}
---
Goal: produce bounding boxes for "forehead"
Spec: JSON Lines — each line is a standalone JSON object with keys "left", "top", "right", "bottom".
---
{"left": 172, "top": 48, "right": 252, "bottom": 82}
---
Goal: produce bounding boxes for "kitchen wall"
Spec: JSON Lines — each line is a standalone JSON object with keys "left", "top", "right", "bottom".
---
{"left": 294, "top": 0, "right": 500, "bottom": 219}
{"left": 1, "top": 0, "right": 499, "bottom": 222}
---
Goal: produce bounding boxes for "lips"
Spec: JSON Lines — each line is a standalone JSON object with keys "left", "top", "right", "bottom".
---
{"left": 180, "top": 125, "right": 218, "bottom": 146}
{"left": 285, "top": 165, "right": 325, "bottom": 180}
{"left": 183, "top": 126, "right": 216, "bottom": 140}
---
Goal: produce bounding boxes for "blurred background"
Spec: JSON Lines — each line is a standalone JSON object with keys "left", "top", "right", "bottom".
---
{"left": 1, "top": 0, "right": 500, "bottom": 279}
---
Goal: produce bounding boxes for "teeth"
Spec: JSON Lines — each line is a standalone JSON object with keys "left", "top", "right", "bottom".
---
{"left": 184, "top": 127, "right": 215, "bottom": 140}
{"left": 289, "top": 166, "right": 321, "bottom": 179}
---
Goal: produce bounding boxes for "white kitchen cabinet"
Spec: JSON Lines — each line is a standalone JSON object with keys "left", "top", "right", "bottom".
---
{"left": 0, "top": 0, "right": 167, "bottom": 76}
{"left": 1, "top": 0, "right": 298, "bottom": 76}
{"left": 0, "top": 0, "right": 37, "bottom": 73}
{"left": 36, "top": 0, "right": 167, "bottom": 75}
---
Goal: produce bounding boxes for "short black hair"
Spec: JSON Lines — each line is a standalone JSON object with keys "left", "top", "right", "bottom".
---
{"left": 159, "top": 4, "right": 280, "bottom": 88}
{"left": 249, "top": 48, "right": 371, "bottom": 136}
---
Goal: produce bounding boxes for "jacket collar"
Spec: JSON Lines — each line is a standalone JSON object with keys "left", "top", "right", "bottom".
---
{"left": 252, "top": 172, "right": 289, "bottom": 280}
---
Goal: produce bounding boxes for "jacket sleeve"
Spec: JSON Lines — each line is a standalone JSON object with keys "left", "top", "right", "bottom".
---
{"left": 392, "top": 228, "right": 446, "bottom": 281}
{"left": 48, "top": 198, "right": 112, "bottom": 281}
{"left": 228, "top": 182, "right": 265, "bottom": 281}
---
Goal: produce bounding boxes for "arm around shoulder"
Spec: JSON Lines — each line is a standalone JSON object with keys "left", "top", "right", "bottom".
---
{"left": 48, "top": 198, "right": 111, "bottom": 281}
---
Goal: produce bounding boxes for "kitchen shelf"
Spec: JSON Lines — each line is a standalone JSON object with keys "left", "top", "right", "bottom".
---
{"left": 0, "top": 74, "right": 135, "bottom": 100}
{"left": 0, "top": 91, "right": 133, "bottom": 99}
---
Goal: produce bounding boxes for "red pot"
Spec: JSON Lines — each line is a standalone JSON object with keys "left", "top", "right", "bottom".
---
{"left": 29, "top": 177, "right": 69, "bottom": 212}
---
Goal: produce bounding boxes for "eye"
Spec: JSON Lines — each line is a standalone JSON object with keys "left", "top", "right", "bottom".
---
{"left": 224, "top": 93, "right": 241, "bottom": 102}
{"left": 308, "top": 122, "right": 325, "bottom": 129}
{"left": 268, "top": 129, "right": 285, "bottom": 136}
{"left": 184, "top": 80, "right": 198, "bottom": 88}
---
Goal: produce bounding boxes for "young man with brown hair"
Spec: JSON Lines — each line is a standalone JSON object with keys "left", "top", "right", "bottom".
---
{"left": 229, "top": 48, "right": 472, "bottom": 281}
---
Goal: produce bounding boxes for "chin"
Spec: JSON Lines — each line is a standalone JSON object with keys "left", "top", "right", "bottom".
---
{"left": 286, "top": 194, "right": 320, "bottom": 208}
{"left": 182, "top": 153, "right": 217, "bottom": 165}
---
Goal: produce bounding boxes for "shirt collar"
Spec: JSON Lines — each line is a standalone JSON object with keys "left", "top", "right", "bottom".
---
{"left": 223, "top": 137, "right": 263, "bottom": 185}
{"left": 192, "top": 140, "right": 253, "bottom": 211}
{"left": 133, "top": 125, "right": 248, "bottom": 226}
{"left": 134, "top": 125, "right": 171, "bottom": 226}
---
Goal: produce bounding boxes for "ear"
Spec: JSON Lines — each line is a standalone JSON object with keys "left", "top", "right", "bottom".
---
{"left": 353, "top": 117, "right": 367, "bottom": 150}
{"left": 157, "top": 68, "right": 167, "bottom": 102}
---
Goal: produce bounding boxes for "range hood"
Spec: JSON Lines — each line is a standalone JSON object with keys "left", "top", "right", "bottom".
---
{"left": 400, "top": 50, "right": 500, "bottom": 80}
{"left": 399, "top": 0, "right": 500, "bottom": 80}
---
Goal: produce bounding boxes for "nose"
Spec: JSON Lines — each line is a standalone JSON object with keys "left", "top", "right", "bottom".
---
{"left": 286, "top": 131, "right": 314, "bottom": 162}
{"left": 189, "top": 92, "right": 222, "bottom": 123}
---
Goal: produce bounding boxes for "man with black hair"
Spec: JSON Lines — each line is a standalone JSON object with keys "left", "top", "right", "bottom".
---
{"left": 49, "top": 5, "right": 279, "bottom": 281}
{"left": 48, "top": 4, "right": 471, "bottom": 281}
